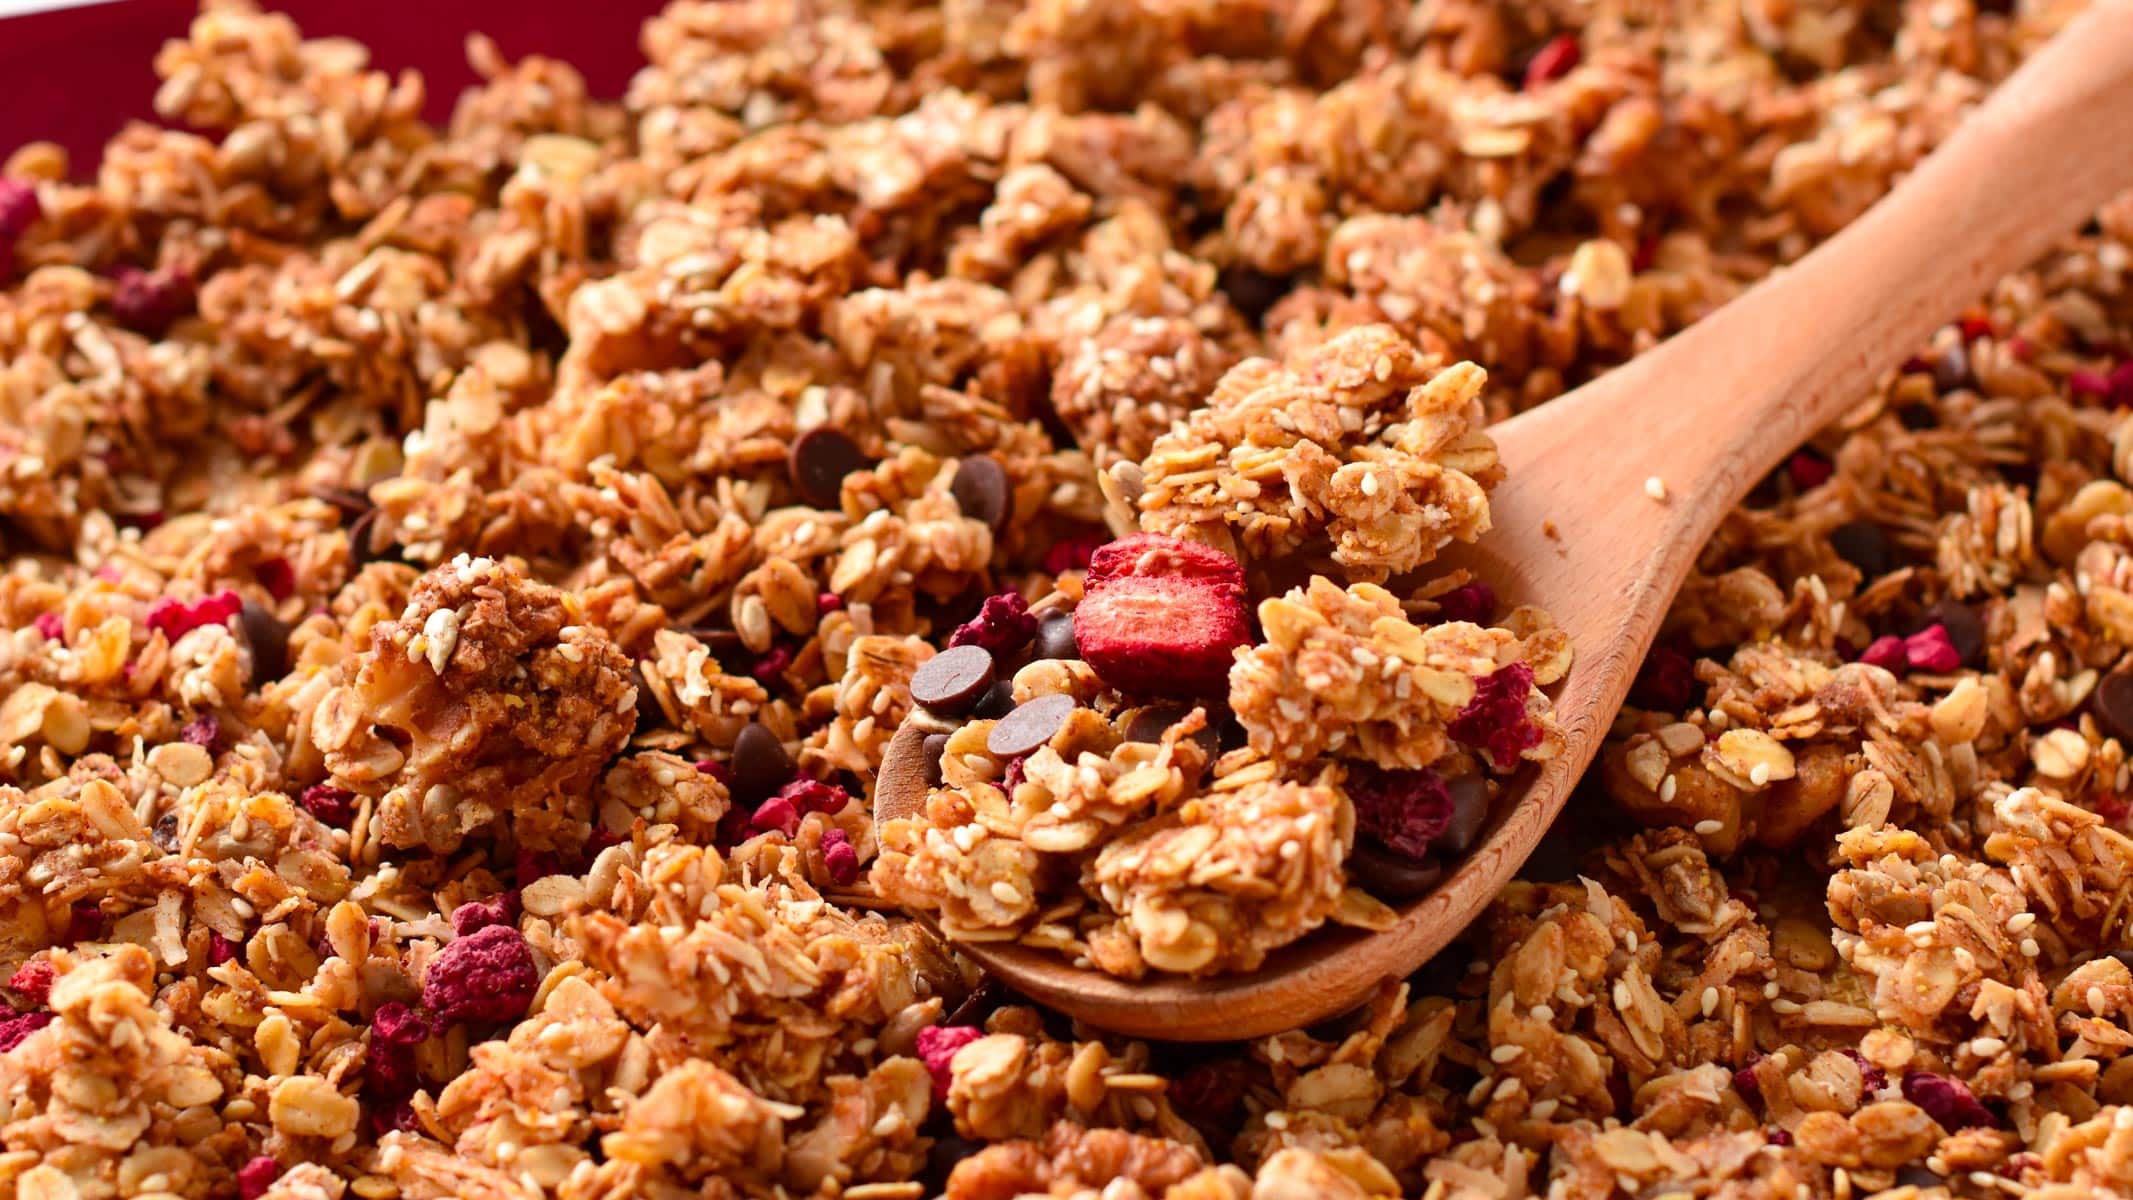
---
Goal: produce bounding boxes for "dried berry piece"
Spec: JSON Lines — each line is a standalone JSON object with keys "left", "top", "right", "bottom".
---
{"left": 778, "top": 776, "right": 853, "bottom": 817}
{"left": 451, "top": 893, "right": 520, "bottom": 937}
{"left": 1904, "top": 624, "right": 1961, "bottom": 673}
{"left": 145, "top": 590, "right": 243, "bottom": 641}
{"left": 1347, "top": 765, "right": 1454, "bottom": 859}
{"left": 7, "top": 960, "right": 54, "bottom": 1006}
{"left": 180, "top": 713, "right": 220, "bottom": 748}
{"left": 299, "top": 782, "right": 357, "bottom": 827}
{"left": 110, "top": 266, "right": 195, "bottom": 336}
{"left": 1346, "top": 843, "right": 1444, "bottom": 899}
{"left": 1858, "top": 635, "right": 1907, "bottom": 671}
{"left": 947, "top": 591, "right": 1038, "bottom": 657}
{"left": 1628, "top": 642, "right": 1696, "bottom": 712}
{"left": 366, "top": 1001, "right": 430, "bottom": 1099}
{"left": 422, "top": 924, "right": 538, "bottom": 1027}
{"left": 788, "top": 426, "right": 871, "bottom": 509}
{"left": 208, "top": 932, "right": 238, "bottom": 965}
{"left": 1828, "top": 521, "right": 1893, "bottom": 578}
{"left": 236, "top": 1156, "right": 281, "bottom": 1200}
{"left": 1521, "top": 33, "right": 1581, "bottom": 88}
{"left": 1902, "top": 1070, "right": 1996, "bottom": 1129}
{"left": 729, "top": 722, "right": 796, "bottom": 803}
{"left": 821, "top": 827, "right": 860, "bottom": 886}
{"left": 1447, "top": 663, "right": 1544, "bottom": 768}
{"left": 951, "top": 456, "right": 1011, "bottom": 530}
{"left": 1918, "top": 600, "right": 1984, "bottom": 668}
{"left": 254, "top": 558, "right": 296, "bottom": 602}
{"left": 1786, "top": 452, "right": 1833, "bottom": 489}
{"left": 1035, "top": 610, "right": 1080, "bottom": 661}
{"left": 987, "top": 693, "right": 1077, "bottom": 758}
{"left": 1075, "top": 535, "right": 1252, "bottom": 699}
{"left": 910, "top": 645, "right": 998, "bottom": 715}
{"left": 751, "top": 794, "right": 800, "bottom": 837}
{"left": 0, "top": 178, "right": 40, "bottom": 240}
{"left": 0, "top": 1009, "right": 53, "bottom": 1053}
{"left": 2094, "top": 672, "right": 2133, "bottom": 743}
{"left": 31, "top": 612, "right": 61, "bottom": 640}
{"left": 917, "top": 1024, "right": 984, "bottom": 1100}
{"left": 1433, "top": 581, "right": 1496, "bottom": 626}
{"left": 1042, "top": 534, "right": 1105, "bottom": 576}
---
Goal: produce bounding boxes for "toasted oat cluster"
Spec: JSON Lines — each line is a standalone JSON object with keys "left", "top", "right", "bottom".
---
{"left": 0, "top": 0, "right": 2126, "bottom": 1197}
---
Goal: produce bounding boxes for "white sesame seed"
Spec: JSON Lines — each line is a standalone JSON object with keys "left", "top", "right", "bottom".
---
{"left": 1693, "top": 819, "right": 1724, "bottom": 835}
{"left": 2006, "top": 912, "right": 2036, "bottom": 933}
{"left": 1645, "top": 476, "right": 1669, "bottom": 501}
{"left": 1489, "top": 1044, "right": 1524, "bottom": 1063}
{"left": 1701, "top": 987, "right": 1719, "bottom": 1017}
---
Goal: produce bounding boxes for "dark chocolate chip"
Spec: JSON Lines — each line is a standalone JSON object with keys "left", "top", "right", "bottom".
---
{"left": 1035, "top": 610, "right": 1080, "bottom": 661}
{"left": 951, "top": 456, "right": 1011, "bottom": 531}
{"left": 630, "top": 663, "right": 666, "bottom": 731}
{"left": 1347, "top": 842, "right": 1444, "bottom": 900}
{"left": 1933, "top": 342, "right": 1971, "bottom": 391}
{"left": 1436, "top": 773, "right": 1491, "bottom": 857}
{"left": 1896, "top": 403, "right": 1938, "bottom": 431}
{"left": 1121, "top": 703, "right": 1221, "bottom": 761}
{"left": 971, "top": 679, "right": 1016, "bottom": 720}
{"left": 987, "top": 693, "right": 1077, "bottom": 758}
{"left": 730, "top": 723, "right": 794, "bottom": 803}
{"left": 1917, "top": 600, "right": 1985, "bottom": 669}
{"left": 921, "top": 732, "right": 951, "bottom": 789}
{"left": 346, "top": 507, "right": 395, "bottom": 568}
{"left": 2095, "top": 672, "right": 2133, "bottom": 744}
{"left": 1218, "top": 264, "right": 1289, "bottom": 325}
{"left": 1894, "top": 1165, "right": 1945, "bottom": 1188}
{"left": 924, "top": 1136, "right": 982, "bottom": 1191}
{"left": 911, "top": 645, "right": 998, "bottom": 715}
{"left": 307, "top": 484, "right": 374, "bottom": 524}
{"left": 239, "top": 600, "right": 289, "bottom": 686}
{"left": 1828, "top": 521, "right": 1893, "bottom": 579}
{"left": 1217, "top": 711, "right": 1248, "bottom": 752}
{"left": 788, "top": 427, "right": 871, "bottom": 509}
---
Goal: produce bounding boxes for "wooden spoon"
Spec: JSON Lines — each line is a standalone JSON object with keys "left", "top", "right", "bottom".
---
{"left": 875, "top": 3, "right": 2133, "bottom": 1041}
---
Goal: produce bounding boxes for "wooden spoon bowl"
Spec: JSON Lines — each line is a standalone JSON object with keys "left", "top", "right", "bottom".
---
{"left": 875, "top": 2, "right": 2133, "bottom": 1041}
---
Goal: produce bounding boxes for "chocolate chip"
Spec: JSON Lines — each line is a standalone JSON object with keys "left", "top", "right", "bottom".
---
{"left": 346, "top": 507, "right": 395, "bottom": 568}
{"left": 987, "top": 693, "right": 1077, "bottom": 758}
{"left": 971, "top": 680, "right": 1016, "bottom": 720}
{"left": 951, "top": 456, "right": 1011, "bottom": 530}
{"left": 1218, "top": 264, "right": 1289, "bottom": 325}
{"left": 924, "top": 1136, "right": 982, "bottom": 1191}
{"left": 910, "top": 645, "right": 998, "bottom": 715}
{"left": 1828, "top": 521, "right": 1893, "bottom": 579}
{"left": 1894, "top": 1165, "right": 1945, "bottom": 1188}
{"left": 1933, "top": 342, "right": 1971, "bottom": 391}
{"left": 1917, "top": 599, "right": 1985, "bottom": 668}
{"left": 1436, "top": 773, "right": 1491, "bottom": 857}
{"left": 788, "top": 426, "right": 871, "bottom": 509}
{"left": 630, "top": 663, "right": 666, "bottom": 731}
{"left": 307, "top": 484, "right": 373, "bottom": 524}
{"left": 1896, "top": 403, "right": 1938, "bottom": 431}
{"left": 1035, "top": 610, "right": 1079, "bottom": 661}
{"left": 1347, "top": 842, "right": 1444, "bottom": 900}
{"left": 239, "top": 600, "right": 289, "bottom": 686}
{"left": 1122, "top": 703, "right": 1221, "bottom": 761}
{"left": 921, "top": 732, "right": 951, "bottom": 789}
{"left": 730, "top": 723, "right": 794, "bottom": 803}
{"left": 2095, "top": 673, "right": 2133, "bottom": 744}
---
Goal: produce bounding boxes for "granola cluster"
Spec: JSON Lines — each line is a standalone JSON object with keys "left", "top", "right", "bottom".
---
{"left": 0, "top": 0, "right": 2124, "bottom": 1197}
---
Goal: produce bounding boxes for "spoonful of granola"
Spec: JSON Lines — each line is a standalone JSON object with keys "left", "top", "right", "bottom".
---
{"left": 871, "top": 3, "right": 2133, "bottom": 1040}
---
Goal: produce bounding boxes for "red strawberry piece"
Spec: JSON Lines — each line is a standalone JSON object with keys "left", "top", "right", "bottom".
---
{"left": 917, "top": 1024, "right": 984, "bottom": 1100}
{"left": 7, "top": 960, "right": 53, "bottom": 1005}
{"left": 1074, "top": 540, "right": 1253, "bottom": 699}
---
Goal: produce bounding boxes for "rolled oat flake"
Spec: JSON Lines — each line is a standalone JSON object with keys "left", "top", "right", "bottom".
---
{"left": 910, "top": 644, "right": 997, "bottom": 715}
{"left": 788, "top": 426, "right": 872, "bottom": 509}
{"left": 987, "top": 693, "right": 1077, "bottom": 758}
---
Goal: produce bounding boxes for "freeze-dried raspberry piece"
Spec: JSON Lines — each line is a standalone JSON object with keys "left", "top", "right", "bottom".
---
{"left": 372, "top": 1001, "right": 430, "bottom": 1046}
{"left": 1347, "top": 766, "right": 1454, "bottom": 859}
{"left": 7, "top": 960, "right": 53, "bottom": 1005}
{"left": 1731, "top": 1053, "right": 1763, "bottom": 1104}
{"left": 1434, "top": 581, "right": 1496, "bottom": 626}
{"left": 65, "top": 902, "right": 104, "bottom": 944}
{"left": 30, "top": 612, "right": 61, "bottom": 640}
{"left": 750, "top": 794, "right": 801, "bottom": 837}
{"left": 237, "top": 1156, "right": 281, "bottom": 1200}
{"left": 821, "top": 827, "right": 860, "bottom": 886}
{"left": 1521, "top": 33, "right": 1580, "bottom": 88}
{"left": 1628, "top": 642, "right": 1695, "bottom": 711}
{"left": 208, "top": 932, "right": 238, "bottom": 965}
{"left": 778, "top": 776, "right": 853, "bottom": 817}
{"left": 255, "top": 557, "right": 296, "bottom": 602}
{"left": 1085, "top": 533, "right": 1247, "bottom": 594}
{"left": 1171, "top": 1057, "right": 1247, "bottom": 1128}
{"left": 1042, "top": 534, "right": 1105, "bottom": 576}
{"left": 1787, "top": 452, "right": 1833, "bottom": 489}
{"left": 1075, "top": 535, "right": 1252, "bottom": 699}
{"left": 1859, "top": 635, "right": 1907, "bottom": 671}
{"left": 145, "top": 590, "right": 242, "bottom": 641}
{"left": 1448, "top": 663, "right": 1543, "bottom": 768}
{"left": 299, "top": 782, "right": 357, "bottom": 827}
{"left": 947, "top": 592, "right": 1039, "bottom": 656}
{"left": 1847, "top": 1050, "right": 1888, "bottom": 1093}
{"left": 365, "top": 1000, "right": 431, "bottom": 1100}
{"left": 422, "top": 925, "right": 538, "bottom": 1026}
{"left": 1902, "top": 1070, "right": 1996, "bottom": 1129}
{"left": 0, "top": 1009, "right": 53, "bottom": 1053}
{"left": 0, "top": 179, "right": 39, "bottom": 240}
{"left": 451, "top": 893, "right": 520, "bottom": 937}
{"left": 1904, "top": 624, "right": 1962, "bottom": 672}
{"left": 747, "top": 644, "right": 794, "bottom": 685}
{"left": 917, "top": 1024, "right": 984, "bottom": 1100}
{"left": 111, "top": 265, "right": 195, "bottom": 337}
{"left": 180, "top": 713, "right": 220, "bottom": 748}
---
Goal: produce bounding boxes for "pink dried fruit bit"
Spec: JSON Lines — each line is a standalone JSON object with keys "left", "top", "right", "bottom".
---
{"left": 1041, "top": 533, "right": 1105, "bottom": 576}
{"left": 237, "top": 1156, "right": 281, "bottom": 1200}
{"left": 66, "top": 901, "right": 104, "bottom": 944}
{"left": 1347, "top": 766, "right": 1453, "bottom": 859}
{"left": 1904, "top": 624, "right": 1961, "bottom": 673}
{"left": 180, "top": 713, "right": 220, "bottom": 747}
{"left": 1786, "top": 452, "right": 1833, "bottom": 489}
{"left": 916, "top": 1024, "right": 984, "bottom": 1100}
{"left": 1857, "top": 635, "right": 1906, "bottom": 671}
{"left": 750, "top": 794, "right": 801, "bottom": 837}
{"left": 0, "top": 1009, "right": 53, "bottom": 1053}
{"left": 208, "top": 931, "right": 238, "bottom": 965}
{"left": 7, "top": 960, "right": 53, "bottom": 1006}
{"left": 1902, "top": 1069, "right": 1996, "bottom": 1129}
{"left": 1628, "top": 642, "right": 1695, "bottom": 711}
{"left": 778, "top": 776, "right": 852, "bottom": 817}
{"left": 371, "top": 1000, "right": 431, "bottom": 1046}
{"left": 255, "top": 557, "right": 296, "bottom": 601}
{"left": 30, "top": 612, "right": 61, "bottom": 639}
{"left": 450, "top": 893, "right": 520, "bottom": 937}
{"left": 365, "top": 1002, "right": 430, "bottom": 1100}
{"left": 422, "top": 924, "right": 538, "bottom": 1027}
{"left": 817, "top": 591, "right": 843, "bottom": 613}
{"left": 1522, "top": 33, "right": 1581, "bottom": 88}
{"left": 0, "top": 179, "right": 39, "bottom": 240}
{"left": 747, "top": 643, "right": 793, "bottom": 684}
{"left": 1448, "top": 662, "right": 1543, "bottom": 768}
{"left": 821, "top": 827, "right": 860, "bottom": 886}
{"left": 1171, "top": 1058, "right": 1246, "bottom": 1126}
{"left": 111, "top": 265, "right": 195, "bottom": 337}
{"left": 145, "top": 589, "right": 242, "bottom": 641}
{"left": 1433, "top": 581, "right": 1496, "bottom": 626}
{"left": 1075, "top": 534, "right": 1252, "bottom": 699}
{"left": 299, "top": 782, "right": 357, "bottom": 827}
{"left": 947, "top": 591, "right": 1038, "bottom": 656}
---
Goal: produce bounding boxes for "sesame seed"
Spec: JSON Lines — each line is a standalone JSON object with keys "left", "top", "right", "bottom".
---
{"left": 1693, "top": 819, "right": 1723, "bottom": 835}
{"left": 1645, "top": 475, "right": 1669, "bottom": 501}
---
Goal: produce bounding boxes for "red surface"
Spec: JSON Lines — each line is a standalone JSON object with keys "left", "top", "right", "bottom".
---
{"left": 0, "top": 0, "right": 667, "bottom": 173}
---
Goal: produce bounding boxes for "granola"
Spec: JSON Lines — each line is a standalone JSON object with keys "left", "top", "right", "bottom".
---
{"left": 0, "top": 0, "right": 2126, "bottom": 1197}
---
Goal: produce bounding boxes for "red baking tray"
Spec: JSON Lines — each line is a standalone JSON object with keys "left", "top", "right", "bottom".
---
{"left": 0, "top": 0, "right": 668, "bottom": 172}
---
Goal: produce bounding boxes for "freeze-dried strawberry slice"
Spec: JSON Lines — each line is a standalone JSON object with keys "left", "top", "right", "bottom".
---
{"left": 1074, "top": 535, "right": 1251, "bottom": 699}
